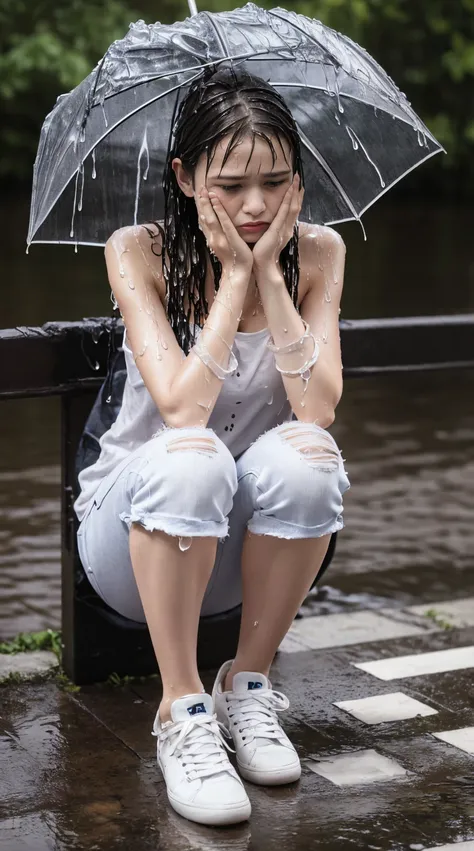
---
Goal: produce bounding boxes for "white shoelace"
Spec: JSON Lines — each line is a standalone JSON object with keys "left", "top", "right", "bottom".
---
{"left": 225, "top": 688, "right": 290, "bottom": 744}
{"left": 153, "top": 714, "right": 235, "bottom": 780}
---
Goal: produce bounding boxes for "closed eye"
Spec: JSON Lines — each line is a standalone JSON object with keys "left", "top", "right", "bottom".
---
{"left": 219, "top": 181, "right": 286, "bottom": 192}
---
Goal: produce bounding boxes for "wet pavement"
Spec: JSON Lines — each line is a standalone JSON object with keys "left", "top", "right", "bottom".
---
{"left": 1, "top": 624, "right": 473, "bottom": 850}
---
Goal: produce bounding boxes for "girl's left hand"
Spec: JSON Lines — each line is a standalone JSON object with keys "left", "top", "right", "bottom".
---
{"left": 252, "top": 174, "right": 304, "bottom": 278}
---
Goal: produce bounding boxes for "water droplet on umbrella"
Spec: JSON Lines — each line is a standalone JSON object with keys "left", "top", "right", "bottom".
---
{"left": 77, "top": 163, "right": 85, "bottom": 212}
{"left": 101, "top": 100, "right": 108, "bottom": 128}
{"left": 346, "top": 127, "right": 385, "bottom": 187}
{"left": 70, "top": 170, "right": 80, "bottom": 238}
{"left": 134, "top": 126, "right": 150, "bottom": 225}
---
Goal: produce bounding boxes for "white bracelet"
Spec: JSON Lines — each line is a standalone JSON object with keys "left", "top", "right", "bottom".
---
{"left": 193, "top": 339, "right": 238, "bottom": 380}
{"left": 275, "top": 334, "right": 320, "bottom": 379}
{"left": 267, "top": 319, "right": 310, "bottom": 354}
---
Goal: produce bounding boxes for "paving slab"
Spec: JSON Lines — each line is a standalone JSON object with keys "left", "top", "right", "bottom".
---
{"left": 432, "top": 726, "right": 474, "bottom": 756}
{"left": 334, "top": 692, "right": 438, "bottom": 725}
{"left": 0, "top": 651, "right": 57, "bottom": 678}
{"left": 307, "top": 748, "right": 410, "bottom": 786}
{"left": 407, "top": 597, "right": 474, "bottom": 629}
{"left": 280, "top": 609, "right": 427, "bottom": 653}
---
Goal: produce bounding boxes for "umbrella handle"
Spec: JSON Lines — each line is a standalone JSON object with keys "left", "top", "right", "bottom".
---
{"left": 187, "top": 0, "right": 198, "bottom": 14}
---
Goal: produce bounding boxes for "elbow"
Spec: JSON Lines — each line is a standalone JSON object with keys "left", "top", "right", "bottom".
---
{"left": 320, "top": 408, "right": 336, "bottom": 429}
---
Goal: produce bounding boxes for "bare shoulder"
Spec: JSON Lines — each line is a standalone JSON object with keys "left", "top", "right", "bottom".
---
{"left": 298, "top": 221, "right": 345, "bottom": 252}
{"left": 106, "top": 222, "right": 166, "bottom": 301}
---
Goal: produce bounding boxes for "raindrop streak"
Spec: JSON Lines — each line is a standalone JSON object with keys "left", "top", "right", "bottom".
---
{"left": 70, "top": 170, "right": 80, "bottom": 238}
{"left": 334, "top": 67, "right": 344, "bottom": 114}
{"left": 91, "top": 148, "right": 97, "bottom": 179}
{"left": 134, "top": 127, "right": 150, "bottom": 226}
{"left": 346, "top": 127, "right": 385, "bottom": 188}
{"left": 101, "top": 100, "right": 108, "bottom": 128}
{"left": 77, "top": 163, "right": 85, "bottom": 213}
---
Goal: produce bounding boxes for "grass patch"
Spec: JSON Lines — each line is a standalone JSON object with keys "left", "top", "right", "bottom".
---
{"left": 0, "top": 629, "right": 81, "bottom": 690}
{"left": 424, "top": 608, "right": 453, "bottom": 630}
{"left": 0, "top": 629, "right": 62, "bottom": 659}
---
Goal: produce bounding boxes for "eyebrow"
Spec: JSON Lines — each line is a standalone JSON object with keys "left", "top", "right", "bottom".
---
{"left": 212, "top": 169, "right": 292, "bottom": 180}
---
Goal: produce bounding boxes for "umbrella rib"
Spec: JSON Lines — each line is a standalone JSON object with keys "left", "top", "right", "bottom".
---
{"left": 296, "top": 125, "right": 362, "bottom": 224}
{"left": 202, "top": 12, "right": 230, "bottom": 60}
{"left": 273, "top": 82, "right": 440, "bottom": 146}
{"left": 356, "top": 146, "right": 445, "bottom": 218}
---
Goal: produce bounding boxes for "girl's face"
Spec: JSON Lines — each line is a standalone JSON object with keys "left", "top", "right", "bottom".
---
{"left": 174, "top": 133, "right": 294, "bottom": 244}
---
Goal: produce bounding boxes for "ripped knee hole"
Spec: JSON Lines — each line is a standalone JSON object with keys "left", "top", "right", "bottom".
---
{"left": 278, "top": 425, "right": 339, "bottom": 470}
{"left": 166, "top": 436, "right": 218, "bottom": 456}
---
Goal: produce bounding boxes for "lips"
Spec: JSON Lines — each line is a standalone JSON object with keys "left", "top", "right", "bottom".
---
{"left": 240, "top": 222, "right": 268, "bottom": 229}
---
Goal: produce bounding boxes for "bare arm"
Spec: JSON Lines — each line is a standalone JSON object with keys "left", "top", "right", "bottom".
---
{"left": 105, "top": 224, "right": 251, "bottom": 429}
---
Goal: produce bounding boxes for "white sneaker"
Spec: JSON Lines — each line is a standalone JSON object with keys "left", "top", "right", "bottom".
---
{"left": 153, "top": 692, "right": 251, "bottom": 826}
{"left": 213, "top": 661, "right": 301, "bottom": 786}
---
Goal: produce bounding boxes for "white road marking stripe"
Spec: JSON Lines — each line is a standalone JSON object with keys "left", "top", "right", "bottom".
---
{"left": 307, "top": 748, "right": 409, "bottom": 786}
{"left": 432, "top": 727, "right": 474, "bottom": 755}
{"left": 353, "top": 646, "right": 474, "bottom": 681}
{"left": 335, "top": 692, "right": 438, "bottom": 724}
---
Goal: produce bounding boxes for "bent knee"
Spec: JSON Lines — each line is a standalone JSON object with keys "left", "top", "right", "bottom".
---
{"left": 132, "top": 427, "right": 237, "bottom": 514}
{"left": 252, "top": 423, "right": 349, "bottom": 526}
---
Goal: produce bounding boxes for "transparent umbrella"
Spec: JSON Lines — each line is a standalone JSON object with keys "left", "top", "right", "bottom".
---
{"left": 27, "top": 1, "right": 444, "bottom": 248}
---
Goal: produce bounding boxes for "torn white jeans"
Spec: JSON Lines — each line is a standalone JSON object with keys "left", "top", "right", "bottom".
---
{"left": 77, "top": 421, "right": 350, "bottom": 621}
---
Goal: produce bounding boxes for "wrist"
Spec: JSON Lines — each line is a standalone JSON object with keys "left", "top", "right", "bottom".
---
{"left": 253, "top": 264, "right": 285, "bottom": 286}
{"left": 221, "top": 266, "right": 252, "bottom": 286}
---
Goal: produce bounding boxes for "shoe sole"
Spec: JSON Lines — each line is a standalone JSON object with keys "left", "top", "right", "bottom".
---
{"left": 168, "top": 792, "right": 251, "bottom": 826}
{"left": 237, "top": 759, "right": 302, "bottom": 786}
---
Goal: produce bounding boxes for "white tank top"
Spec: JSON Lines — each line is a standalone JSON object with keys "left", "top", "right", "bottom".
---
{"left": 74, "top": 324, "right": 292, "bottom": 521}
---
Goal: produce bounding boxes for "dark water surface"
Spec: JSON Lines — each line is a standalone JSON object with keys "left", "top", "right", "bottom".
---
{"left": 1, "top": 194, "right": 474, "bottom": 639}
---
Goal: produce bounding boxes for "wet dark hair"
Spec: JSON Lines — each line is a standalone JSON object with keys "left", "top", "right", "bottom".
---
{"left": 150, "top": 64, "right": 304, "bottom": 356}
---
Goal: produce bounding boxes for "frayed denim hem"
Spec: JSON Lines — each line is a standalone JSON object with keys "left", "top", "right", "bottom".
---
{"left": 119, "top": 510, "right": 229, "bottom": 539}
{"left": 247, "top": 513, "right": 344, "bottom": 540}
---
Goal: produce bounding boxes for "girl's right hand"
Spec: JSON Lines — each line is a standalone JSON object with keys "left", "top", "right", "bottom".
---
{"left": 196, "top": 185, "right": 253, "bottom": 278}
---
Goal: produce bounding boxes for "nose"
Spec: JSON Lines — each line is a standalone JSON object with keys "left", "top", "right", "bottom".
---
{"left": 241, "top": 188, "right": 266, "bottom": 217}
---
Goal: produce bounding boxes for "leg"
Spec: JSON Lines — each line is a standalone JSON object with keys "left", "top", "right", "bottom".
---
{"left": 130, "top": 526, "right": 218, "bottom": 720}
{"left": 224, "top": 421, "right": 350, "bottom": 687}
{"left": 77, "top": 427, "right": 238, "bottom": 720}
{"left": 225, "top": 531, "right": 330, "bottom": 686}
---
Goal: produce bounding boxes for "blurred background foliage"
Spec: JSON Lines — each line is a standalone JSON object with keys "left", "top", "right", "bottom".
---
{"left": 1, "top": 0, "right": 473, "bottom": 195}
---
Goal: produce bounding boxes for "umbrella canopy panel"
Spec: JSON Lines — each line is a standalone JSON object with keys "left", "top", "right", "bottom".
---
{"left": 28, "top": 4, "right": 443, "bottom": 246}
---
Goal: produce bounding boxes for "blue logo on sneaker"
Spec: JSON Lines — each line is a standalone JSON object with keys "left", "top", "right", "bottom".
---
{"left": 187, "top": 702, "right": 207, "bottom": 716}
{"left": 248, "top": 681, "right": 263, "bottom": 690}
